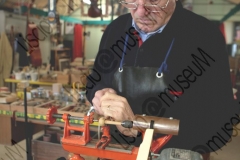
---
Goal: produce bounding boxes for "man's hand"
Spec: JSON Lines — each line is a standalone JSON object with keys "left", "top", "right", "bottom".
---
{"left": 100, "top": 92, "right": 138, "bottom": 137}
{"left": 92, "top": 88, "right": 116, "bottom": 115}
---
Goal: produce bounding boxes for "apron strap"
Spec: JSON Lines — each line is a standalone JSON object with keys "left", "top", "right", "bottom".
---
{"left": 119, "top": 34, "right": 129, "bottom": 71}
{"left": 119, "top": 34, "right": 175, "bottom": 76}
{"left": 157, "top": 38, "right": 175, "bottom": 76}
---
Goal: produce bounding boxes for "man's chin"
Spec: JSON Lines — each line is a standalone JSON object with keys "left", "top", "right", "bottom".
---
{"left": 138, "top": 26, "right": 156, "bottom": 33}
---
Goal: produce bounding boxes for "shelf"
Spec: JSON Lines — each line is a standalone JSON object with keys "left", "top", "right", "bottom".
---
{"left": 5, "top": 78, "right": 69, "bottom": 86}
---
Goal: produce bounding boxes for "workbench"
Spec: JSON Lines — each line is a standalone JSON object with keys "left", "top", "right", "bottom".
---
{"left": 0, "top": 103, "right": 98, "bottom": 160}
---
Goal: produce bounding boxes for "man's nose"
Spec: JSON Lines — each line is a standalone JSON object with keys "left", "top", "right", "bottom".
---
{"left": 135, "top": 0, "right": 150, "bottom": 15}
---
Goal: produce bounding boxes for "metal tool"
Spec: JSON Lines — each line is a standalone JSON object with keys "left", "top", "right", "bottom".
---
{"left": 46, "top": 106, "right": 180, "bottom": 160}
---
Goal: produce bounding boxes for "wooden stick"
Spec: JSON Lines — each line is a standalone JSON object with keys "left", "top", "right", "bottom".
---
{"left": 98, "top": 117, "right": 122, "bottom": 126}
{"left": 104, "top": 120, "right": 122, "bottom": 125}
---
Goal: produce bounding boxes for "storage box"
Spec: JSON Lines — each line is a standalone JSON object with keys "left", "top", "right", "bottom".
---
{"left": 58, "top": 104, "right": 90, "bottom": 117}
{"left": 32, "top": 135, "right": 69, "bottom": 160}
{"left": 56, "top": 73, "right": 70, "bottom": 84}
{"left": 10, "top": 99, "right": 63, "bottom": 115}
{"left": 32, "top": 134, "right": 97, "bottom": 160}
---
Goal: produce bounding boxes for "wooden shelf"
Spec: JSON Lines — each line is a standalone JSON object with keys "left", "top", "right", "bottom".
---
{"left": 5, "top": 78, "right": 70, "bottom": 86}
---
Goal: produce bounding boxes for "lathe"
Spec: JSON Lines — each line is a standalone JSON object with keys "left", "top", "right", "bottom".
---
{"left": 47, "top": 106, "right": 203, "bottom": 160}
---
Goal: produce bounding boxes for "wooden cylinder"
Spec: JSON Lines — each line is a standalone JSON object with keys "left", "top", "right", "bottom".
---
{"left": 98, "top": 117, "right": 122, "bottom": 126}
{"left": 133, "top": 115, "right": 180, "bottom": 135}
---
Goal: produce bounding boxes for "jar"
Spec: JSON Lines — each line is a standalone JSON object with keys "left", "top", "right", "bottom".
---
{"left": 37, "top": 87, "right": 46, "bottom": 98}
{"left": 53, "top": 93, "right": 60, "bottom": 100}
{"left": 30, "top": 89, "right": 38, "bottom": 99}
{"left": 78, "top": 90, "right": 86, "bottom": 104}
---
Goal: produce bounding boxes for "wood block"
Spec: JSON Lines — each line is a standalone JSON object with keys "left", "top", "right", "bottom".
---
{"left": 52, "top": 83, "right": 62, "bottom": 94}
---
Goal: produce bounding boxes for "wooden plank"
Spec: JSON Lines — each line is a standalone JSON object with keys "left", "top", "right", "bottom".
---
{"left": 0, "top": 115, "right": 12, "bottom": 145}
{"left": 136, "top": 129, "right": 154, "bottom": 160}
{"left": 0, "top": 104, "right": 10, "bottom": 110}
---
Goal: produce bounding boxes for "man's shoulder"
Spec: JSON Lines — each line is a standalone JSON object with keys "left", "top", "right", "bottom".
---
{"left": 174, "top": 9, "right": 222, "bottom": 41}
{"left": 181, "top": 9, "right": 218, "bottom": 31}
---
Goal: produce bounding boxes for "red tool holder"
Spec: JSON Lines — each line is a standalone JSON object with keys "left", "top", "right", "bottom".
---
{"left": 46, "top": 106, "right": 172, "bottom": 160}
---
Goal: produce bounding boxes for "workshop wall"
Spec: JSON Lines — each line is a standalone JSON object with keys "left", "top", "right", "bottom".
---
{"left": 5, "top": 14, "right": 53, "bottom": 64}
{"left": 192, "top": 0, "right": 240, "bottom": 21}
{"left": 192, "top": 0, "right": 240, "bottom": 44}
{"left": 0, "top": 11, "right": 5, "bottom": 34}
{"left": 84, "top": 25, "right": 104, "bottom": 59}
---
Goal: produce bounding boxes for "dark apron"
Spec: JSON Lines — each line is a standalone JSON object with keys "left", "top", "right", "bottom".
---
{"left": 110, "top": 35, "right": 180, "bottom": 147}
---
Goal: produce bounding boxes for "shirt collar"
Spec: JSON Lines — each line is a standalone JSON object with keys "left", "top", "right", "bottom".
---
{"left": 132, "top": 20, "right": 167, "bottom": 42}
{"left": 132, "top": 20, "right": 166, "bottom": 35}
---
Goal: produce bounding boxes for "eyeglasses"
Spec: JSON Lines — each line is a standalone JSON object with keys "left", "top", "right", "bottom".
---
{"left": 119, "top": 0, "right": 169, "bottom": 12}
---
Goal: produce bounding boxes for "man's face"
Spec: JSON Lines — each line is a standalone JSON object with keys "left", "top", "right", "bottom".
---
{"left": 130, "top": 0, "right": 177, "bottom": 33}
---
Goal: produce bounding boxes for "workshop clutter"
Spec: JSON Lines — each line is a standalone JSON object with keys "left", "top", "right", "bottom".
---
{"left": 70, "top": 57, "right": 93, "bottom": 85}
{"left": 9, "top": 57, "right": 94, "bottom": 86}
{"left": 0, "top": 87, "right": 18, "bottom": 103}
{"left": 12, "top": 66, "right": 39, "bottom": 80}
{"left": 10, "top": 81, "right": 90, "bottom": 117}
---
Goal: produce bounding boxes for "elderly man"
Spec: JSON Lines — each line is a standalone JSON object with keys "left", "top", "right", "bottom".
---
{"left": 86, "top": 0, "right": 239, "bottom": 159}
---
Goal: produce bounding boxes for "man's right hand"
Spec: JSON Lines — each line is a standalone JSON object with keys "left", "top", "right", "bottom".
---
{"left": 92, "top": 88, "right": 116, "bottom": 115}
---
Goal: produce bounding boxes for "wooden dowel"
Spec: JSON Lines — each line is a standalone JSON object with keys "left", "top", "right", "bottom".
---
{"left": 98, "top": 117, "right": 122, "bottom": 126}
{"left": 104, "top": 120, "right": 121, "bottom": 125}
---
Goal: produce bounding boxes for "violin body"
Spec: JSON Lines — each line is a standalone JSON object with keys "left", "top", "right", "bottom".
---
{"left": 88, "top": 0, "right": 102, "bottom": 18}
